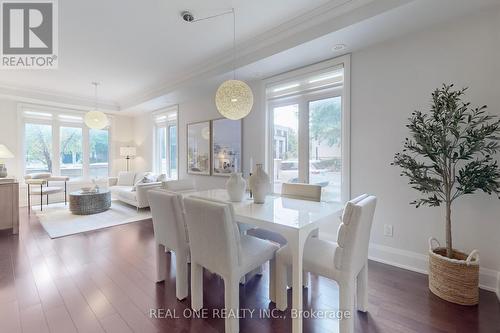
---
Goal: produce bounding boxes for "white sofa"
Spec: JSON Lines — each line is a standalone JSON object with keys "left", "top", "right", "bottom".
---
{"left": 109, "top": 171, "right": 165, "bottom": 209}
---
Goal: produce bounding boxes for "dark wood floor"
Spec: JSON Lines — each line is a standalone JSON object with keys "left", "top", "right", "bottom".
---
{"left": 0, "top": 210, "right": 499, "bottom": 333}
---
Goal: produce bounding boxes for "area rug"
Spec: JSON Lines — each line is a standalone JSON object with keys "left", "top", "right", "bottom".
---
{"left": 35, "top": 200, "right": 152, "bottom": 238}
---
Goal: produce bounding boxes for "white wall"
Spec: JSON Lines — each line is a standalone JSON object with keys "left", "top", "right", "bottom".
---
{"left": 0, "top": 99, "right": 19, "bottom": 179}
{"left": 133, "top": 7, "right": 500, "bottom": 290}
{"left": 349, "top": 8, "right": 500, "bottom": 287}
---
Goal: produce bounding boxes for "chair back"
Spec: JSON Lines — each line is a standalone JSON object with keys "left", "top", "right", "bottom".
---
{"left": 148, "top": 189, "right": 188, "bottom": 252}
{"left": 281, "top": 182, "right": 321, "bottom": 202}
{"left": 183, "top": 197, "right": 241, "bottom": 275}
{"left": 163, "top": 179, "right": 196, "bottom": 192}
{"left": 334, "top": 194, "right": 377, "bottom": 274}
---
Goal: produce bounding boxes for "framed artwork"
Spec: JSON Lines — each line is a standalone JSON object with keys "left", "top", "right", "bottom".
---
{"left": 211, "top": 118, "right": 242, "bottom": 176}
{"left": 187, "top": 121, "right": 211, "bottom": 175}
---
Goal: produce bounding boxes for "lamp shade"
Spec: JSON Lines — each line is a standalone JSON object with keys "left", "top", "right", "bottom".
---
{"left": 84, "top": 111, "right": 109, "bottom": 129}
{"left": 215, "top": 80, "right": 254, "bottom": 120}
{"left": 120, "top": 147, "right": 136, "bottom": 157}
{"left": 0, "top": 144, "right": 14, "bottom": 159}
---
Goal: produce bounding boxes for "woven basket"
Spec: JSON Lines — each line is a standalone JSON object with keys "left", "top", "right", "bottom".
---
{"left": 428, "top": 237, "right": 479, "bottom": 305}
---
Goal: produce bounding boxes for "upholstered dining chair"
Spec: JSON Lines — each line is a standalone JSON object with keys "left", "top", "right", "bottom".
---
{"left": 281, "top": 182, "right": 322, "bottom": 201}
{"left": 183, "top": 196, "right": 279, "bottom": 333}
{"left": 247, "top": 182, "right": 322, "bottom": 286}
{"left": 275, "top": 194, "right": 377, "bottom": 333}
{"left": 148, "top": 189, "right": 190, "bottom": 300}
{"left": 247, "top": 182, "right": 322, "bottom": 245}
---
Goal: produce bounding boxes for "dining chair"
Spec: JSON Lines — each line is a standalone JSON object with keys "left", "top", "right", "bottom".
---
{"left": 247, "top": 182, "right": 322, "bottom": 286}
{"left": 247, "top": 182, "right": 322, "bottom": 245}
{"left": 148, "top": 189, "right": 190, "bottom": 300}
{"left": 162, "top": 178, "right": 196, "bottom": 192}
{"left": 281, "top": 182, "right": 322, "bottom": 201}
{"left": 183, "top": 196, "right": 279, "bottom": 333}
{"left": 275, "top": 194, "right": 376, "bottom": 333}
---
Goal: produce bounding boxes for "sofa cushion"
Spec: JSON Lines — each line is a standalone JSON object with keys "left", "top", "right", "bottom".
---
{"left": 117, "top": 172, "right": 136, "bottom": 186}
{"left": 110, "top": 185, "right": 133, "bottom": 196}
{"left": 132, "top": 172, "right": 157, "bottom": 191}
{"left": 118, "top": 190, "right": 137, "bottom": 202}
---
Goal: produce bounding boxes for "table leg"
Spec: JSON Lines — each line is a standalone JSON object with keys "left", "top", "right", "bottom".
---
{"left": 64, "top": 182, "right": 67, "bottom": 205}
{"left": 290, "top": 231, "right": 307, "bottom": 333}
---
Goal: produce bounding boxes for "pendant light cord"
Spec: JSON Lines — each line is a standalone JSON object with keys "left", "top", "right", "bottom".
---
{"left": 232, "top": 8, "right": 236, "bottom": 80}
{"left": 92, "top": 82, "right": 99, "bottom": 110}
{"left": 184, "top": 8, "right": 237, "bottom": 80}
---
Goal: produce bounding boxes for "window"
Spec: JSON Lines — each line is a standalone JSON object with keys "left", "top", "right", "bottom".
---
{"left": 266, "top": 56, "right": 350, "bottom": 202}
{"left": 154, "top": 107, "right": 178, "bottom": 179}
{"left": 272, "top": 104, "right": 299, "bottom": 193}
{"left": 60, "top": 126, "right": 83, "bottom": 177}
{"left": 22, "top": 107, "right": 111, "bottom": 179}
{"left": 169, "top": 125, "right": 177, "bottom": 178}
{"left": 89, "top": 129, "right": 109, "bottom": 178}
{"left": 25, "top": 123, "right": 53, "bottom": 173}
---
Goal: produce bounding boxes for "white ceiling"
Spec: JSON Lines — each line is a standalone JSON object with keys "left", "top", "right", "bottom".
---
{"left": 0, "top": 0, "right": 333, "bottom": 104}
{"left": 1, "top": 0, "right": 498, "bottom": 113}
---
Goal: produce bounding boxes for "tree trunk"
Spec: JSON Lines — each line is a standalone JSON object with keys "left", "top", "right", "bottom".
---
{"left": 445, "top": 200, "right": 452, "bottom": 258}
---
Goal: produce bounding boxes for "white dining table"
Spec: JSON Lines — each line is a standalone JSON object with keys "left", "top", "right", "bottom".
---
{"left": 183, "top": 188, "right": 343, "bottom": 333}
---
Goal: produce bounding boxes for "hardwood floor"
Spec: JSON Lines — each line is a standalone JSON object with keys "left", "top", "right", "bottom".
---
{"left": 0, "top": 210, "right": 498, "bottom": 333}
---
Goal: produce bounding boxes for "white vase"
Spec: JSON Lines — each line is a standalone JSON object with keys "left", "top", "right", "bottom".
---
{"left": 226, "top": 173, "right": 247, "bottom": 202}
{"left": 248, "top": 164, "right": 270, "bottom": 204}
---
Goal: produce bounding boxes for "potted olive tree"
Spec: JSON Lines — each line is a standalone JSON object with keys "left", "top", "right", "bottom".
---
{"left": 392, "top": 84, "right": 500, "bottom": 305}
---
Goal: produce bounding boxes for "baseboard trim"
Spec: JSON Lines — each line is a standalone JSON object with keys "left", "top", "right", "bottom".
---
{"left": 320, "top": 232, "right": 499, "bottom": 293}
{"left": 368, "top": 243, "right": 499, "bottom": 293}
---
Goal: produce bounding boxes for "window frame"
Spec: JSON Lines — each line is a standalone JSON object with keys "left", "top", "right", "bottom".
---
{"left": 264, "top": 55, "right": 351, "bottom": 202}
{"left": 153, "top": 105, "right": 178, "bottom": 179}
{"left": 18, "top": 103, "right": 112, "bottom": 180}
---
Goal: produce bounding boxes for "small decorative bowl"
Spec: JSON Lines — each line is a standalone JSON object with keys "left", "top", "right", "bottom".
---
{"left": 80, "top": 187, "right": 92, "bottom": 192}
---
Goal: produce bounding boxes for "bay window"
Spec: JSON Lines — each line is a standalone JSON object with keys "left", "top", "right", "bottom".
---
{"left": 22, "top": 106, "right": 111, "bottom": 179}
{"left": 266, "top": 56, "right": 350, "bottom": 202}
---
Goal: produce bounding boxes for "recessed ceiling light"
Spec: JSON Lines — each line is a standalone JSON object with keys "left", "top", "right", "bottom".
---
{"left": 332, "top": 44, "right": 346, "bottom": 51}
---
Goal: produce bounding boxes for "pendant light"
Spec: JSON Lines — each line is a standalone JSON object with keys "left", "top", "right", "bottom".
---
{"left": 85, "top": 82, "right": 109, "bottom": 129}
{"left": 214, "top": 9, "right": 253, "bottom": 120}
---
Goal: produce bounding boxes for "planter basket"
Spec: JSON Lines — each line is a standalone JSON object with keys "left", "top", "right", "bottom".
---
{"left": 428, "top": 238, "right": 479, "bottom": 305}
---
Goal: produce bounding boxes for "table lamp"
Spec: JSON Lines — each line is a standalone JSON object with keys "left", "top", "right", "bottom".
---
{"left": 0, "top": 144, "right": 14, "bottom": 178}
{"left": 120, "top": 146, "right": 136, "bottom": 172}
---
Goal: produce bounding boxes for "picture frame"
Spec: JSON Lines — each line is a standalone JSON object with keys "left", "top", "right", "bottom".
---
{"left": 187, "top": 121, "right": 211, "bottom": 175}
{"left": 211, "top": 118, "right": 242, "bottom": 177}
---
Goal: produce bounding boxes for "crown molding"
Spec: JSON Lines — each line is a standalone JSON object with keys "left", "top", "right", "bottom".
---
{"left": 120, "top": 0, "right": 414, "bottom": 110}
{"left": 0, "top": 83, "right": 120, "bottom": 112}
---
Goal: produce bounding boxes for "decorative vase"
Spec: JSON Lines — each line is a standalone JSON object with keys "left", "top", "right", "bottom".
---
{"left": 226, "top": 173, "right": 247, "bottom": 202}
{"left": 428, "top": 237, "right": 479, "bottom": 305}
{"left": 248, "top": 164, "right": 270, "bottom": 204}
